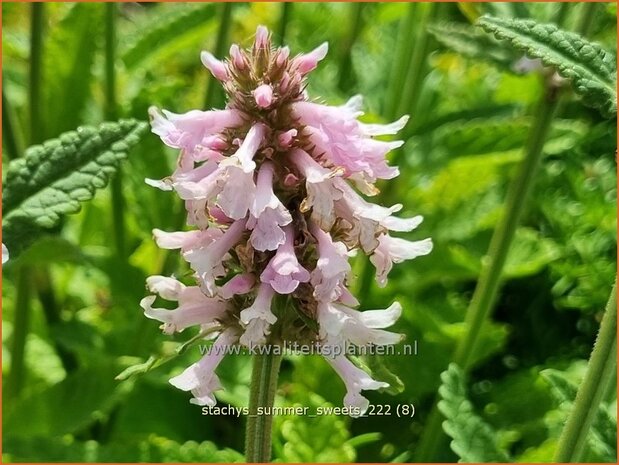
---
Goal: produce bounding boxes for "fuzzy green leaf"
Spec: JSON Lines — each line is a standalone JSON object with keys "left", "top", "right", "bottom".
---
{"left": 438, "top": 363, "right": 512, "bottom": 462}
{"left": 477, "top": 16, "right": 617, "bottom": 115}
{"left": 2, "top": 119, "right": 148, "bottom": 257}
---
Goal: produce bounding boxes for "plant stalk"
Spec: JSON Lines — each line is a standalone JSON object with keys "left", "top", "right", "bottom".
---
{"left": 245, "top": 352, "right": 282, "bottom": 463}
{"left": 414, "top": 81, "right": 561, "bottom": 462}
{"left": 104, "top": 3, "right": 126, "bottom": 260}
{"left": 29, "top": 2, "right": 44, "bottom": 144}
{"left": 337, "top": 2, "right": 366, "bottom": 91}
{"left": 7, "top": 268, "right": 31, "bottom": 398}
{"left": 277, "top": 3, "right": 293, "bottom": 46}
{"left": 554, "top": 283, "right": 617, "bottom": 462}
{"left": 2, "top": 86, "right": 25, "bottom": 160}
{"left": 204, "top": 2, "right": 234, "bottom": 109}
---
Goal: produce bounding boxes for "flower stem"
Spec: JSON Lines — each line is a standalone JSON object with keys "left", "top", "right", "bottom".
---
{"left": 337, "top": 2, "right": 366, "bottom": 91}
{"left": 204, "top": 2, "right": 234, "bottom": 109}
{"left": 7, "top": 267, "right": 32, "bottom": 398}
{"left": 245, "top": 352, "right": 282, "bottom": 463}
{"left": 414, "top": 81, "right": 561, "bottom": 461}
{"left": 2, "top": 85, "right": 25, "bottom": 160}
{"left": 554, "top": 283, "right": 617, "bottom": 462}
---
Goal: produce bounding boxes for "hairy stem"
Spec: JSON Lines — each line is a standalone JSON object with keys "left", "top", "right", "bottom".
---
{"left": 414, "top": 81, "right": 561, "bottom": 462}
{"left": 204, "top": 2, "right": 234, "bottom": 109}
{"left": 554, "top": 283, "right": 617, "bottom": 462}
{"left": 245, "top": 352, "right": 282, "bottom": 463}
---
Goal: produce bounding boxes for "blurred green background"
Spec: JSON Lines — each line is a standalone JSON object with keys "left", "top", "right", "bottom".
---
{"left": 2, "top": 2, "right": 617, "bottom": 463}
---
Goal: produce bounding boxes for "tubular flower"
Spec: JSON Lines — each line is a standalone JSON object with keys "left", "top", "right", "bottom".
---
{"left": 143, "top": 26, "right": 432, "bottom": 413}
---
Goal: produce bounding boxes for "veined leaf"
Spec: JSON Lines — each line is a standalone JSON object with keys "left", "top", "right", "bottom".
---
{"left": 477, "top": 15, "right": 617, "bottom": 115}
{"left": 2, "top": 119, "right": 148, "bottom": 257}
{"left": 438, "top": 363, "right": 512, "bottom": 462}
{"left": 429, "top": 22, "right": 515, "bottom": 69}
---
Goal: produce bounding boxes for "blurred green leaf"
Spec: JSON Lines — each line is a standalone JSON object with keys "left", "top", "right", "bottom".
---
{"left": 438, "top": 363, "right": 512, "bottom": 462}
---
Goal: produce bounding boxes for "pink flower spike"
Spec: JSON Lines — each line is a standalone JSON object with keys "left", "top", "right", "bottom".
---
{"left": 183, "top": 219, "right": 248, "bottom": 296}
{"left": 200, "top": 51, "right": 228, "bottom": 81}
{"left": 260, "top": 225, "right": 310, "bottom": 294}
{"left": 169, "top": 329, "right": 238, "bottom": 406}
{"left": 219, "top": 273, "right": 255, "bottom": 299}
{"left": 370, "top": 234, "right": 433, "bottom": 287}
{"left": 324, "top": 355, "right": 389, "bottom": 416}
{"left": 295, "top": 42, "right": 329, "bottom": 74}
{"left": 253, "top": 84, "right": 274, "bottom": 109}
{"left": 239, "top": 283, "right": 277, "bottom": 346}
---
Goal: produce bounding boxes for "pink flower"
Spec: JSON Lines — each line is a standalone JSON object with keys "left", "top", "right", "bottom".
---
{"left": 247, "top": 162, "right": 292, "bottom": 251}
{"left": 218, "top": 273, "right": 256, "bottom": 299}
{"left": 290, "top": 148, "right": 343, "bottom": 230}
{"left": 260, "top": 225, "right": 310, "bottom": 294}
{"left": 371, "top": 234, "right": 433, "bottom": 287}
{"left": 318, "top": 300, "right": 403, "bottom": 347}
{"left": 148, "top": 106, "right": 242, "bottom": 152}
{"left": 184, "top": 219, "right": 247, "bottom": 296}
{"left": 200, "top": 51, "right": 228, "bottom": 81}
{"left": 292, "top": 98, "right": 405, "bottom": 182}
{"left": 169, "top": 329, "right": 238, "bottom": 406}
{"left": 253, "top": 84, "right": 274, "bottom": 108}
{"left": 293, "top": 42, "right": 329, "bottom": 74}
{"left": 140, "top": 276, "right": 227, "bottom": 334}
{"left": 239, "top": 283, "right": 277, "bottom": 346}
{"left": 310, "top": 223, "right": 350, "bottom": 302}
{"left": 324, "top": 355, "right": 389, "bottom": 416}
{"left": 217, "top": 123, "right": 265, "bottom": 219}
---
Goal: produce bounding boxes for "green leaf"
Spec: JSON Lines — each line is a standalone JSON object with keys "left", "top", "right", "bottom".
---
{"left": 4, "top": 361, "right": 134, "bottom": 436}
{"left": 273, "top": 387, "right": 356, "bottom": 463}
{"left": 428, "top": 22, "right": 515, "bottom": 69}
{"left": 477, "top": 15, "right": 617, "bottom": 115}
{"left": 3, "top": 435, "right": 243, "bottom": 463}
{"left": 438, "top": 363, "right": 512, "bottom": 462}
{"left": 2, "top": 119, "right": 148, "bottom": 258}
{"left": 121, "top": 3, "right": 217, "bottom": 70}
{"left": 43, "top": 3, "right": 101, "bottom": 138}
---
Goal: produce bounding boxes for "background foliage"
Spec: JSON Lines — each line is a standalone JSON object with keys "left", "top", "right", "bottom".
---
{"left": 2, "top": 2, "right": 617, "bottom": 463}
